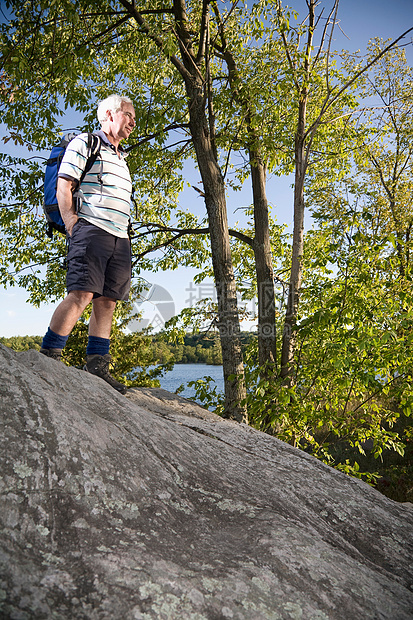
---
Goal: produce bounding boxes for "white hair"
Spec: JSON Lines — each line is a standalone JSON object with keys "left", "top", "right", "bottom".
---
{"left": 97, "top": 94, "right": 133, "bottom": 123}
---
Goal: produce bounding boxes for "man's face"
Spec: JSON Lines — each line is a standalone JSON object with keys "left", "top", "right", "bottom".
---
{"left": 109, "top": 102, "right": 136, "bottom": 142}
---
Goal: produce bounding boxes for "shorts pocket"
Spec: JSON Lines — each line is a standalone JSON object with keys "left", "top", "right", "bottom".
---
{"left": 66, "top": 241, "right": 89, "bottom": 289}
{"left": 67, "top": 241, "right": 88, "bottom": 263}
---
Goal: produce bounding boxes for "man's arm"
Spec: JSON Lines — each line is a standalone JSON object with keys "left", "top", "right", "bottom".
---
{"left": 56, "top": 177, "right": 78, "bottom": 236}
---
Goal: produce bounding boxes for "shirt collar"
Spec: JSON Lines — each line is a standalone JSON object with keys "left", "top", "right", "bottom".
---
{"left": 95, "top": 129, "right": 127, "bottom": 155}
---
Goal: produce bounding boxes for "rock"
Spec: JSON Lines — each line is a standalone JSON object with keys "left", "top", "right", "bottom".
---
{"left": 0, "top": 343, "right": 412, "bottom": 620}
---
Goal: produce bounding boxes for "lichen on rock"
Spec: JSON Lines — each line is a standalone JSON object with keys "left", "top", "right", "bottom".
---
{"left": 0, "top": 344, "right": 412, "bottom": 619}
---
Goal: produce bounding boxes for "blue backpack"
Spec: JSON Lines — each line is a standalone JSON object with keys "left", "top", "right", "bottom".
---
{"left": 43, "top": 132, "right": 101, "bottom": 237}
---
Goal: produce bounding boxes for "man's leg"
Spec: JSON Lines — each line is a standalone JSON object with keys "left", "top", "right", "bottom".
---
{"left": 84, "top": 296, "right": 127, "bottom": 394}
{"left": 85, "top": 296, "right": 116, "bottom": 358}
{"left": 41, "top": 290, "right": 94, "bottom": 359}
{"left": 88, "top": 296, "right": 117, "bottom": 339}
{"left": 50, "top": 290, "right": 95, "bottom": 336}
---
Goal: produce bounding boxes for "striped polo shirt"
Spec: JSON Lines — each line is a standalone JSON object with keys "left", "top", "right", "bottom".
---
{"left": 58, "top": 130, "right": 132, "bottom": 238}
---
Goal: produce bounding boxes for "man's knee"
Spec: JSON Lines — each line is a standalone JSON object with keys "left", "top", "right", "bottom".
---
{"left": 67, "top": 290, "right": 94, "bottom": 307}
{"left": 92, "top": 296, "right": 117, "bottom": 316}
{"left": 93, "top": 295, "right": 117, "bottom": 307}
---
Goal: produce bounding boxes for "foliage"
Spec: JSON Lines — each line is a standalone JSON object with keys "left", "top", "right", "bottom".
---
{"left": 166, "top": 339, "right": 223, "bottom": 366}
{"left": 189, "top": 191, "right": 413, "bottom": 499}
{"left": 239, "top": 215, "right": 413, "bottom": 498}
{"left": 0, "top": 335, "right": 42, "bottom": 351}
{"left": 187, "top": 375, "right": 225, "bottom": 416}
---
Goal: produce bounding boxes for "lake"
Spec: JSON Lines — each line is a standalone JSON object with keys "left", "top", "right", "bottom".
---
{"left": 159, "top": 363, "right": 224, "bottom": 400}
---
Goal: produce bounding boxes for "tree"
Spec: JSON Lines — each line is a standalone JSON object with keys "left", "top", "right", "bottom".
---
{"left": 356, "top": 41, "right": 413, "bottom": 278}
{"left": 230, "top": 37, "right": 413, "bottom": 487}
{"left": 0, "top": 0, "right": 248, "bottom": 421}
{"left": 211, "top": 5, "right": 279, "bottom": 372}
{"left": 272, "top": 0, "right": 413, "bottom": 382}
{"left": 129, "top": 1, "right": 284, "bottom": 373}
{"left": 170, "top": 0, "right": 412, "bottom": 384}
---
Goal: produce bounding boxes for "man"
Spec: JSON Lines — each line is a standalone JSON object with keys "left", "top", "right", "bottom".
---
{"left": 40, "top": 94, "right": 136, "bottom": 395}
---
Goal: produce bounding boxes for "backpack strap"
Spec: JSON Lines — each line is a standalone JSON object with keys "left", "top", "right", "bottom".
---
{"left": 73, "top": 133, "right": 101, "bottom": 214}
{"left": 79, "top": 133, "right": 101, "bottom": 186}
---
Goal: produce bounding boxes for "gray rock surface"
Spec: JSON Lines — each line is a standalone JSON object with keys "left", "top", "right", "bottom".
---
{"left": 0, "top": 343, "right": 412, "bottom": 619}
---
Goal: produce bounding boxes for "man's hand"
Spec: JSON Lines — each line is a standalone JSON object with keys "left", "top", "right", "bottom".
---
{"left": 56, "top": 177, "right": 78, "bottom": 236}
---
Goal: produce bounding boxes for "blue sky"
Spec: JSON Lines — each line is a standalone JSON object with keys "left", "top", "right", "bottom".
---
{"left": 1, "top": 0, "right": 412, "bottom": 338}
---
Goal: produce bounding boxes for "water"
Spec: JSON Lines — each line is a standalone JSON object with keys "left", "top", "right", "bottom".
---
{"left": 159, "top": 363, "right": 224, "bottom": 400}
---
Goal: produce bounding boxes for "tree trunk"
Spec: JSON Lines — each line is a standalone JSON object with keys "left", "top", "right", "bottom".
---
{"left": 279, "top": 0, "right": 315, "bottom": 382}
{"left": 121, "top": 0, "right": 247, "bottom": 421}
{"left": 174, "top": 0, "right": 247, "bottom": 421}
{"left": 221, "top": 45, "right": 277, "bottom": 371}
{"left": 249, "top": 153, "right": 277, "bottom": 371}
{"left": 280, "top": 114, "right": 307, "bottom": 382}
{"left": 189, "top": 88, "right": 247, "bottom": 421}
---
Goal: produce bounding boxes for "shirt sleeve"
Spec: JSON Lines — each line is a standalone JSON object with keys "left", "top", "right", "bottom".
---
{"left": 57, "top": 134, "right": 90, "bottom": 182}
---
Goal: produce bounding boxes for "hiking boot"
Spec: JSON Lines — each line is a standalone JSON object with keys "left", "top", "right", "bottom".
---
{"left": 40, "top": 347, "right": 62, "bottom": 361}
{"left": 83, "top": 354, "right": 127, "bottom": 395}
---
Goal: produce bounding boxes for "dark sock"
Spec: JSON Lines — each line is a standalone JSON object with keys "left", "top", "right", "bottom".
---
{"left": 86, "top": 336, "right": 110, "bottom": 356}
{"left": 41, "top": 327, "right": 69, "bottom": 350}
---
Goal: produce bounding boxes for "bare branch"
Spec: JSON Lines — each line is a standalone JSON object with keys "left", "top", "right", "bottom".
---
{"left": 311, "top": 0, "right": 339, "bottom": 72}
{"left": 228, "top": 228, "right": 255, "bottom": 247}
{"left": 131, "top": 220, "right": 254, "bottom": 263}
{"left": 79, "top": 14, "right": 131, "bottom": 48}
{"left": 132, "top": 225, "right": 209, "bottom": 263}
{"left": 138, "top": 9, "right": 175, "bottom": 15}
{"left": 196, "top": 0, "right": 210, "bottom": 64}
{"left": 125, "top": 122, "right": 190, "bottom": 152}
{"left": 117, "top": 0, "right": 190, "bottom": 80}
{"left": 321, "top": 27, "right": 413, "bottom": 119}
